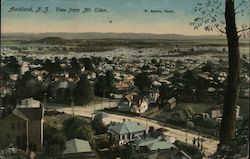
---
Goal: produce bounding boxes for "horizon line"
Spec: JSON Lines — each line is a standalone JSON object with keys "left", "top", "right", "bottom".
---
{"left": 2, "top": 31, "right": 224, "bottom": 37}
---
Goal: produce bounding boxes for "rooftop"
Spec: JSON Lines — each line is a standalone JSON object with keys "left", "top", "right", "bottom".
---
{"left": 13, "top": 107, "right": 43, "bottom": 121}
{"left": 63, "top": 138, "right": 92, "bottom": 155}
{"left": 109, "top": 120, "right": 146, "bottom": 135}
{"left": 138, "top": 136, "right": 176, "bottom": 151}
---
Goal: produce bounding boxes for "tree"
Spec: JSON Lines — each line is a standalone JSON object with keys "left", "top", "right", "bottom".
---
{"left": 70, "top": 57, "right": 80, "bottom": 75}
{"left": 191, "top": 0, "right": 249, "bottom": 145}
{"left": 54, "top": 56, "right": 62, "bottom": 73}
{"left": 94, "top": 75, "right": 108, "bottom": 98}
{"left": 120, "top": 142, "right": 134, "bottom": 159}
{"left": 43, "top": 59, "right": 53, "bottom": 72}
{"left": 73, "top": 74, "right": 94, "bottom": 105}
{"left": 159, "top": 83, "right": 172, "bottom": 107}
{"left": 63, "top": 117, "right": 95, "bottom": 146}
{"left": 105, "top": 70, "right": 115, "bottom": 94}
{"left": 79, "top": 58, "right": 94, "bottom": 71}
{"left": 14, "top": 71, "right": 47, "bottom": 100}
{"left": 201, "top": 61, "right": 214, "bottom": 73}
{"left": 94, "top": 71, "right": 114, "bottom": 98}
{"left": 43, "top": 124, "right": 66, "bottom": 158}
{"left": 92, "top": 113, "right": 108, "bottom": 134}
{"left": 134, "top": 72, "right": 152, "bottom": 93}
{"left": 5, "top": 56, "right": 20, "bottom": 73}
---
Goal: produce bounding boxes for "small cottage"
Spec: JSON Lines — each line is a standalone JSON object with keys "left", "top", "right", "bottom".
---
{"left": 165, "top": 97, "right": 176, "bottom": 110}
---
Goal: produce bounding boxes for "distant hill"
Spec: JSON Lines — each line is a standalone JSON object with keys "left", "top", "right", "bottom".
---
{"left": 33, "top": 37, "right": 71, "bottom": 45}
{"left": 1, "top": 32, "right": 228, "bottom": 40}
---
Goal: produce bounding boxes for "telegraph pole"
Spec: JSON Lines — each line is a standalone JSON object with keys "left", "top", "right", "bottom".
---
{"left": 70, "top": 95, "right": 74, "bottom": 116}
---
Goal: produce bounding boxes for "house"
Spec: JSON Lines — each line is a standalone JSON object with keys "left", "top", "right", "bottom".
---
{"left": 165, "top": 97, "right": 176, "bottom": 110}
{"left": 107, "top": 120, "right": 146, "bottom": 145}
{"left": 135, "top": 136, "right": 176, "bottom": 153}
{"left": 17, "top": 97, "right": 41, "bottom": 108}
{"left": 0, "top": 106, "right": 44, "bottom": 151}
{"left": 118, "top": 92, "right": 149, "bottom": 114}
{"left": 62, "top": 138, "right": 95, "bottom": 159}
{"left": 145, "top": 90, "right": 160, "bottom": 106}
{"left": 133, "top": 136, "right": 191, "bottom": 159}
{"left": 114, "top": 81, "right": 130, "bottom": 94}
{"left": 210, "top": 104, "right": 240, "bottom": 120}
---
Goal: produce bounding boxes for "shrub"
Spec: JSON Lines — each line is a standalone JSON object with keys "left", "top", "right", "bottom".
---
{"left": 187, "top": 121, "right": 195, "bottom": 128}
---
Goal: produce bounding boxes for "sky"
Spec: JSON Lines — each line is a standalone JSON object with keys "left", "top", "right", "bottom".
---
{"left": 1, "top": 0, "right": 249, "bottom": 35}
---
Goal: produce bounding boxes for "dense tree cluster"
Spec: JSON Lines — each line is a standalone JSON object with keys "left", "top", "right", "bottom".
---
{"left": 94, "top": 71, "right": 114, "bottom": 98}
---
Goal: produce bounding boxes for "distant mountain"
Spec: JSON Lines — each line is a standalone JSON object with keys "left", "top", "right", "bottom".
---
{"left": 1, "top": 32, "right": 227, "bottom": 40}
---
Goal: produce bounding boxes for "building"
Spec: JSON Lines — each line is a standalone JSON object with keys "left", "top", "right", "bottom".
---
{"left": 165, "top": 97, "right": 176, "bottom": 110}
{"left": 108, "top": 120, "right": 146, "bottom": 145}
{"left": 136, "top": 136, "right": 176, "bottom": 153}
{"left": 17, "top": 97, "right": 41, "bottom": 108}
{"left": 0, "top": 106, "right": 44, "bottom": 151}
{"left": 133, "top": 136, "right": 191, "bottom": 159}
{"left": 210, "top": 104, "right": 240, "bottom": 119}
{"left": 118, "top": 92, "right": 149, "bottom": 114}
{"left": 62, "top": 138, "right": 95, "bottom": 159}
{"left": 145, "top": 90, "right": 160, "bottom": 107}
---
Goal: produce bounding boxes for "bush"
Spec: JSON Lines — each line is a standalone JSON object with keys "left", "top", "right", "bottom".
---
{"left": 92, "top": 113, "right": 108, "bottom": 135}
{"left": 187, "top": 121, "right": 195, "bottom": 128}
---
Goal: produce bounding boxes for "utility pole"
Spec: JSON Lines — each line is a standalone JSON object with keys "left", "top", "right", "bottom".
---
{"left": 71, "top": 96, "right": 74, "bottom": 116}
{"left": 102, "top": 90, "right": 105, "bottom": 110}
{"left": 26, "top": 121, "right": 29, "bottom": 156}
{"left": 43, "top": 93, "right": 47, "bottom": 110}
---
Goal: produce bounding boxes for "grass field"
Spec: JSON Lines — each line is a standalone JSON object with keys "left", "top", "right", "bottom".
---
{"left": 174, "top": 102, "right": 212, "bottom": 114}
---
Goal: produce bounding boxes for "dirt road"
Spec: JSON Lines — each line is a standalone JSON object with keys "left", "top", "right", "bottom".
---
{"left": 54, "top": 101, "right": 218, "bottom": 157}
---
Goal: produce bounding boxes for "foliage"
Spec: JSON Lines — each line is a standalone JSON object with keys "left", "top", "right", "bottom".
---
{"left": 70, "top": 57, "right": 81, "bottom": 75}
{"left": 169, "top": 110, "right": 188, "bottom": 125}
{"left": 14, "top": 71, "right": 48, "bottom": 100}
{"left": 134, "top": 72, "right": 152, "bottom": 93}
{"left": 159, "top": 83, "right": 173, "bottom": 107}
{"left": 187, "top": 121, "right": 195, "bottom": 128}
{"left": 94, "top": 71, "right": 114, "bottom": 98}
{"left": 4, "top": 56, "right": 20, "bottom": 73}
{"left": 42, "top": 59, "right": 61, "bottom": 74}
{"left": 79, "top": 58, "right": 94, "bottom": 71}
{"left": 43, "top": 124, "right": 66, "bottom": 158}
{"left": 201, "top": 61, "right": 214, "bottom": 73}
{"left": 120, "top": 142, "right": 134, "bottom": 159}
{"left": 73, "top": 74, "right": 94, "bottom": 105}
{"left": 190, "top": 0, "right": 249, "bottom": 37}
{"left": 91, "top": 113, "right": 108, "bottom": 135}
{"left": 94, "top": 75, "right": 108, "bottom": 97}
{"left": 63, "top": 117, "right": 95, "bottom": 146}
{"left": 213, "top": 120, "right": 249, "bottom": 159}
